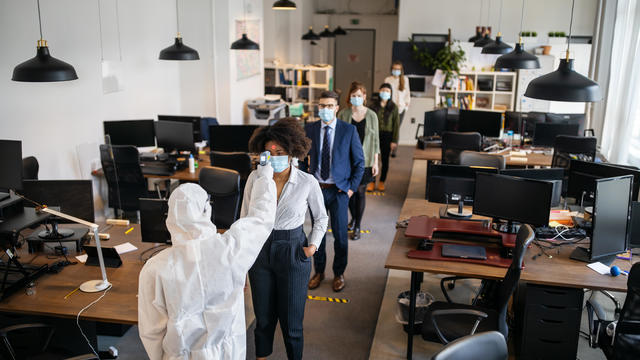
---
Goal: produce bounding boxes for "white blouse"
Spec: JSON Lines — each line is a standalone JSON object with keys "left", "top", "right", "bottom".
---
{"left": 384, "top": 75, "right": 411, "bottom": 114}
{"left": 240, "top": 165, "right": 328, "bottom": 248}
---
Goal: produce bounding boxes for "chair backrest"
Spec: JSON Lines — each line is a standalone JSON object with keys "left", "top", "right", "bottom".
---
{"left": 552, "top": 135, "right": 597, "bottom": 169}
{"left": 614, "top": 261, "right": 640, "bottom": 356}
{"left": 199, "top": 166, "right": 241, "bottom": 229}
{"left": 99, "top": 145, "right": 148, "bottom": 212}
{"left": 209, "top": 151, "right": 252, "bottom": 182}
{"left": 0, "top": 323, "right": 54, "bottom": 359}
{"left": 22, "top": 156, "right": 39, "bottom": 180}
{"left": 459, "top": 151, "right": 506, "bottom": 170}
{"left": 441, "top": 132, "right": 482, "bottom": 165}
{"left": 431, "top": 331, "right": 508, "bottom": 360}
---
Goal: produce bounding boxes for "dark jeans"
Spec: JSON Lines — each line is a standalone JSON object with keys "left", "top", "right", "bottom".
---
{"left": 314, "top": 186, "right": 349, "bottom": 276}
{"left": 249, "top": 226, "right": 311, "bottom": 360}
{"left": 379, "top": 131, "right": 393, "bottom": 182}
{"left": 349, "top": 167, "right": 372, "bottom": 228}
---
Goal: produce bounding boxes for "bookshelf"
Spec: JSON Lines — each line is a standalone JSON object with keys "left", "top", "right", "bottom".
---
{"left": 434, "top": 71, "right": 516, "bottom": 112}
{"left": 264, "top": 64, "right": 334, "bottom": 111}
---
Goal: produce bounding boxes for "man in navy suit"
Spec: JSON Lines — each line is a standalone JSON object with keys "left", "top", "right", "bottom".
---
{"left": 302, "top": 91, "right": 365, "bottom": 292}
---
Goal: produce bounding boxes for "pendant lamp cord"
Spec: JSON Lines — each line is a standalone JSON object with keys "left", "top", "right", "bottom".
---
{"left": 479, "top": 0, "right": 484, "bottom": 25}
{"left": 567, "top": 0, "right": 575, "bottom": 59}
{"left": 37, "top": 0, "right": 43, "bottom": 40}
{"left": 176, "top": 0, "right": 181, "bottom": 36}
{"left": 519, "top": 0, "right": 526, "bottom": 43}
{"left": 487, "top": 0, "right": 491, "bottom": 28}
{"left": 498, "top": 0, "right": 503, "bottom": 33}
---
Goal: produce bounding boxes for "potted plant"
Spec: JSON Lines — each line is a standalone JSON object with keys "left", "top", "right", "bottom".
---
{"left": 411, "top": 39, "right": 466, "bottom": 88}
{"left": 521, "top": 30, "right": 539, "bottom": 44}
{"left": 548, "top": 31, "right": 567, "bottom": 44}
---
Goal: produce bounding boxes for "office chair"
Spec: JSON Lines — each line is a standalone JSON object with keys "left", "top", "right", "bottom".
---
{"left": 22, "top": 156, "right": 39, "bottom": 180}
{"left": 0, "top": 323, "right": 98, "bottom": 360}
{"left": 421, "top": 225, "right": 535, "bottom": 344}
{"left": 441, "top": 132, "right": 482, "bottom": 165}
{"left": 430, "top": 331, "right": 508, "bottom": 360}
{"left": 551, "top": 135, "right": 597, "bottom": 169}
{"left": 585, "top": 262, "right": 640, "bottom": 360}
{"left": 199, "top": 166, "right": 241, "bottom": 229}
{"left": 210, "top": 151, "right": 252, "bottom": 183}
{"left": 459, "top": 151, "right": 506, "bottom": 170}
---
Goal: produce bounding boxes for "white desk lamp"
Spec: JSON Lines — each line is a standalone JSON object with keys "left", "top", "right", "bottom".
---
{"left": 40, "top": 207, "right": 111, "bottom": 292}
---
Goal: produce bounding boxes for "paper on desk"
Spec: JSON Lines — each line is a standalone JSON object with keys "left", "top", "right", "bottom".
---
{"left": 510, "top": 150, "right": 527, "bottom": 157}
{"left": 76, "top": 254, "right": 88, "bottom": 263}
{"left": 587, "top": 262, "right": 611, "bottom": 275}
{"left": 114, "top": 242, "right": 138, "bottom": 254}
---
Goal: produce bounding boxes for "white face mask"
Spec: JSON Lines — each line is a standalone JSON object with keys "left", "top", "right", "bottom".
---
{"left": 392, "top": 69, "right": 401, "bottom": 77}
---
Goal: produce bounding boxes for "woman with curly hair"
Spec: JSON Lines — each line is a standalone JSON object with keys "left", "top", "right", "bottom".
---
{"left": 241, "top": 118, "right": 328, "bottom": 360}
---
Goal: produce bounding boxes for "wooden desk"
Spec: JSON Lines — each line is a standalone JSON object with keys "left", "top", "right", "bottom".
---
{"left": 143, "top": 154, "right": 211, "bottom": 182}
{"left": 413, "top": 147, "right": 553, "bottom": 167}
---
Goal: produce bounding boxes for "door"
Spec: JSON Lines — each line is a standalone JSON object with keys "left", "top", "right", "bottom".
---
{"left": 334, "top": 29, "right": 376, "bottom": 104}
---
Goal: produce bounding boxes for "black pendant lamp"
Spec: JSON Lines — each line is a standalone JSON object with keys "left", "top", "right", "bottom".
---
{"left": 524, "top": 0, "right": 601, "bottom": 102}
{"left": 301, "top": 27, "right": 320, "bottom": 41}
{"left": 12, "top": 0, "right": 78, "bottom": 82}
{"left": 474, "top": 0, "right": 493, "bottom": 47}
{"left": 319, "top": 25, "right": 335, "bottom": 38}
{"left": 469, "top": 0, "right": 484, "bottom": 42}
{"left": 333, "top": 26, "right": 347, "bottom": 36}
{"left": 495, "top": 0, "right": 539, "bottom": 69}
{"left": 159, "top": 0, "right": 199, "bottom": 60}
{"left": 272, "top": 0, "right": 296, "bottom": 10}
{"left": 231, "top": 0, "right": 260, "bottom": 50}
{"left": 482, "top": 0, "right": 512, "bottom": 54}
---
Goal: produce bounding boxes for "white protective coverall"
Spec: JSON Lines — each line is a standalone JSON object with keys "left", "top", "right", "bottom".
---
{"left": 138, "top": 164, "right": 276, "bottom": 360}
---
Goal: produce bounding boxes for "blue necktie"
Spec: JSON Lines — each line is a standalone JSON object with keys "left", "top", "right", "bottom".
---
{"left": 321, "top": 126, "right": 331, "bottom": 180}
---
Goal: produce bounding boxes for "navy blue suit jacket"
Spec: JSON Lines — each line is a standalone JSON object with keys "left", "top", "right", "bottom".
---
{"left": 302, "top": 119, "right": 365, "bottom": 193}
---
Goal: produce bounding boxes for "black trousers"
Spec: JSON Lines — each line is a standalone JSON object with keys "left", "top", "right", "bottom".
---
{"left": 249, "top": 225, "right": 311, "bottom": 360}
{"left": 349, "top": 167, "right": 372, "bottom": 228}
{"left": 379, "top": 131, "right": 393, "bottom": 182}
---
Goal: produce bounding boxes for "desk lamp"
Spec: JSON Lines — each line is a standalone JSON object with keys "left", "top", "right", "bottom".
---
{"left": 445, "top": 193, "right": 472, "bottom": 218}
{"left": 39, "top": 207, "right": 110, "bottom": 293}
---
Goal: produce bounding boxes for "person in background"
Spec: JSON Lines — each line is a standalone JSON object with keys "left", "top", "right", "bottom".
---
{"left": 369, "top": 83, "right": 400, "bottom": 192}
{"left": 338, "top": 81, "right": 380, "bottom": 240}
{"left": 384, "top": 60, "right": 411, "bottom": 156}
{"left": 301, "top": 90, "right": 364, "bottom": 292}
{"left": 243, "top": 118, "right": 329, "bottom": 360}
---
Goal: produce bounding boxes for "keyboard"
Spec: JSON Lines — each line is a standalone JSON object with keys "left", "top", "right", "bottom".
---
{"left": 140, "top": 162, "right": 175, "bottom": 176}
{"left": 535, "top": 226, "right": 587, "bottom": 240}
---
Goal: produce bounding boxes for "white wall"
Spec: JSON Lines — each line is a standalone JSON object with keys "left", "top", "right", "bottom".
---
{"left": 398, "top": 0, "right": 598, "bottom": 43}
{"left": 315, "top": 0, "right": 397, "bottom": 15}
{"left": 263, "top": 0, "right": 313, "bottom": 65}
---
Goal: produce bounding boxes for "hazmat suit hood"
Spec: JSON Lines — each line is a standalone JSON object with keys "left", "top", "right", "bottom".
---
{"left": 165, "top": 183, "right": 217, "bottom": 245}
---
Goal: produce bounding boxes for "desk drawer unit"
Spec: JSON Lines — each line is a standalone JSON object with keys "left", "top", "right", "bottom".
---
{"left": 516, "top": 283, "right": 584, "bottom": 360}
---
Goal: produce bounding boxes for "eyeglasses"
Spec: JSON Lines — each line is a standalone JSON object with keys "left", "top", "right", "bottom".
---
{"left": 318, "top": 104, "right": 336, "bottom": 109}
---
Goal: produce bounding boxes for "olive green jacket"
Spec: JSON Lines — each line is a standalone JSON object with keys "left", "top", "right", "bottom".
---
{"left": 337, "top": 107, "right": 381, "bottom": 168}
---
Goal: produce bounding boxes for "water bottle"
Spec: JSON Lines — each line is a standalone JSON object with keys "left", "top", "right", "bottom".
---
{"left": 188, "top": 154, "right": 195, "bottom": 173}
{"left": 507, "top": 130, "right": 514, "bottom": 149}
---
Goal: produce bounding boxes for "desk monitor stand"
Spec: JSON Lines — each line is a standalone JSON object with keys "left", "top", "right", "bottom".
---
{"left": 443, "top": 194, "right": 472, "bottom": 218}
{"left": 492, "top": 219, "right": 520, "bottom": 234}
{"left": 570, "top": 246, "right": 616, "bottom": 266}
{"left": 38, "top": 221, "right": 74, "bottom": 240}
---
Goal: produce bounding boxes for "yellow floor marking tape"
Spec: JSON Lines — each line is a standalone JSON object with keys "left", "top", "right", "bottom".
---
{"left": 308, "top": 295, "right": 349, "bottom": 303}
{"left": 328, "top": 229, "right": 371, "bottom": 234}
{"left": 366, "top": 191, "right": 386, "bottom": 196}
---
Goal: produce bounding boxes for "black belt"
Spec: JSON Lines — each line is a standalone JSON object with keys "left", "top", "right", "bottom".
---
{"left": 319, "top": 183, "right": 336, "bottom": 189}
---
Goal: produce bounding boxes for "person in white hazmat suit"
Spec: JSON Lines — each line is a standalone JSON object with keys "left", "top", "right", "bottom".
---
{"left": 138, "top": 162, "right": 277, "bottom": 360}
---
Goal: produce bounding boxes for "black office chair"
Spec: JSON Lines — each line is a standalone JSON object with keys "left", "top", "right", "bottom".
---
{"left": 459, "top": 151, "right": 506, "bottom": 170}
{"left": 441, "top": 132, "right": 482, "bottom": 165}
{"left": 199, "top": 166, "right": 241, "bottom": 229}
{"left": 421, "top": 224, "right": 535, "bottom": 344}
{"left": 100, "top": 145, "right": 156, "bottom": 214}
{"left": 551, "top": 135, "right": 597, "bottom": 169}
{"left": 586, "top": 262, "right": 640, "bottom": 360}
{"left": 430, "top": 331, "right": 508, "bottom": 360}
{"left": 22, "top": 156, "right": 39, "bottom": 180}
{"left": 0, "top": 323, "right": 98, "bottom": 360}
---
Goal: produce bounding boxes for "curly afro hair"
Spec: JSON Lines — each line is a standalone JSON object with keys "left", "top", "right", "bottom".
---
{"left": 248, "top": 117, "right": 311, "bottom": 159}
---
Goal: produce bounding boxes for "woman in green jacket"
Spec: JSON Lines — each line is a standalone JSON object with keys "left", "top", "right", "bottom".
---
{"left": 369, "top": 83, "right": 400, "bottom": 192}
{"left": 338, "top": 81, "right": 380, "bottom": 240}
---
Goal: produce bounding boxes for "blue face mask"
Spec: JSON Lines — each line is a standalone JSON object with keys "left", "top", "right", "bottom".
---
{"left": 350, "top": 96, "right": 364, "bottom": 107}
{"left": 269, "top": 155, "right": 290, "bottom": 173}
{"left": 318, "top": 108, "right": 335, "bottom": 123}
{"left": 379, "top": 91, "right": 391, "bottom": 101}
{"left": 392, "top": 69, "right": 401, "bottom": 77}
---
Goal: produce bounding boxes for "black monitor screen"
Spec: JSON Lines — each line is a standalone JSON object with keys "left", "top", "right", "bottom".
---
{"left": 568, "top": 160, "right": 640, "bottom": 201}
{"left": 0, "top": 140, "right": 22, "bottom": 192}
{"left": 458, "top": 110, "right": 502, "bottom": 138}
{"left": 546, "top": 113, "right": 585, "bottom": 133}
{"left": 591, "top": 176, "right": 632, "bottom": 259}
{"left": 408, "top": 77, "right": 426, "bottom": 92}
{"left": 209, "top": 125, "right": 259, "bottom": 152}
{"left": 424, "top": 109, "right": 447, "bottom": 137}
{"left": 426, "top": 163, "right": 499, "bottom": 204}
{"left": 504, "top": 111, "right": 546, "bottom": 136}
{"left": 500, "top": 168, "right": 564, "bottom": 181}
{"left": 155, "top": 121, "right": 195, "bottom": 153}
{"left": 22, "top": 180, "right": 94, "bottom": 222}
{"left": 473, "top": 172, "right": 553, "bottom": 227}
{"left": 532, "top": 123, "right": 579, "bottom": 147}
{"left": 140, "top": 198, "right": 171, "bottom": 244}
{"left": 103, "top": 120, "right": 156, "bottom": 147}
{"left": 630, "top": 201, "right": 640, "bottom": 248}
{"left": 158, "top": 115, "right": 203, "bottom": 142}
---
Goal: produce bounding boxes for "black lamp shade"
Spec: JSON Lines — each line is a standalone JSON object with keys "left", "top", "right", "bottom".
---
{"left": 474, "top": 34, "right": 493, "bottom": 47}
{"left": 524, "top": 59, "right": 602, "bottom": 102}
{"left": 333, "top": 26, "right": 347, "bottom": 35}
{"left": 272, "top": 0, "right": 296, "bottom": 10}
{"left": 301, "top": 28, "right": 320, "bottom": 41}
{"left": 159, "top": 37, "right": 200, "bottom": 60}
{"left": 319, "top": 26, "right": 335, "bottom": 38}
{"left": 494, "top": 43, "right": 540, "bottom": 69}
{"left": 469, "top": 33, "right": 482, "bottom": 42}
{"left": 481, "top": 36, "right": 512, "bottom": 54}
{"left": 231, "top": 33, "right": 260, "bottom": 50}
{"left": 12, "top": 46, "right": 78, "bottom": 82}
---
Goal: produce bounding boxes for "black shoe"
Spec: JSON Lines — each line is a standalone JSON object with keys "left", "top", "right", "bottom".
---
{"left": 351, "top": 227, "right": 361, "bottom": 240}
{"left": 391, "top": 148, "right": 397, "bottom": 158}
{"left": 348, "top": 219, "right": 355, "bottom": 232}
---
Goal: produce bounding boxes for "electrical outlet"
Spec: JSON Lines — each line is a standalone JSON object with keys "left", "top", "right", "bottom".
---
{"left": 411, "top": 117, "right": 416, "bottom": 124}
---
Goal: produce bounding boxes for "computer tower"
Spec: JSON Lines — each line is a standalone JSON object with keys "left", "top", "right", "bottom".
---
{"left": 630, "top": 201, "right": 640, "bottom": 248}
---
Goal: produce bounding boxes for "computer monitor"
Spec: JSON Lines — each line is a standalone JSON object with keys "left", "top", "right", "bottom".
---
{"left": 157, "top": 115, "right": 203, "bottom": 142}
{"left": 103, "top": 120, "right": 156, "bottom": 147}
{"left": 630, "top": 201, "right": 640, "bottom": 248}
{"left": 209, "top": 125, "right": 259, "bottom": 152}
{"left": 0, "top": 140, "right": 23, "bottom": 201}
{"left": 424, "top": 109, "right": 447, "bottom": 137}
{"left": 546, "top": 113, "right": 586, "bottom": 134}
{"left": 155, "top": 120, "right": 196, "bottom": 154}
{"left": 532, "top": 123, "right": 579, "bottom": 147}
{"left": 570, "top": 175, "right": 632, "bottom": 264}
{"left": 500, "top": 168, "right": 565, "bottom": 207}
{"left": 504, "top": 111, "right": 546, "bottom": 136}
{"left": 473, "top": 172, "right": 553, "bottom": 231}
{"left": 140, "top": 198, "right": 171, "bottom": 244}
{"left": 458, "top": 110, "right": 502, "bottom": 138}
{"left": 567, "top": 160, "right": 640, "bottom": 202}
